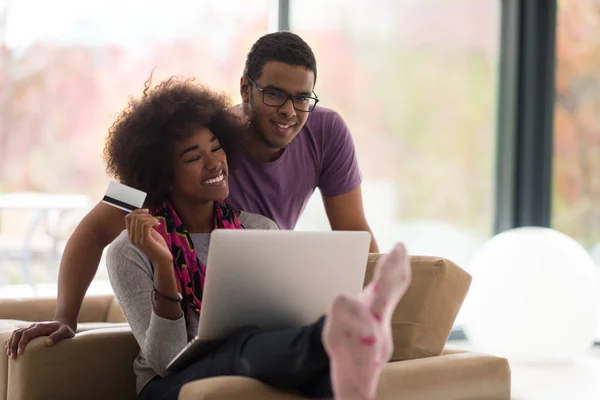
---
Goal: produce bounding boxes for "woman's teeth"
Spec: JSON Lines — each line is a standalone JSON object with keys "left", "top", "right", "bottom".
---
{"left": 202, "top": 173, "right": 224, "bottom": 185}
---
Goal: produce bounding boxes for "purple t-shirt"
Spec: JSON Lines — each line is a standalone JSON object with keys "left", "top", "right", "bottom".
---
{"left": 227, "top": 106, "right": 362, "bottom": 230}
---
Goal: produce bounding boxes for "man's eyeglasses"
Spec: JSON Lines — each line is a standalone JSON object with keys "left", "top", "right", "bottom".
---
{"left": 245, "top": 76, "right": 319, "bottom": 112}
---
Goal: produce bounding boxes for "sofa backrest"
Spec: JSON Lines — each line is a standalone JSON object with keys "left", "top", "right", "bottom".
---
{"left": 101, "top": 254, "right": 472, "bottom": 362}
{"left": 0, "top": 295, "right": 116, "bottom": 323}
{"left": 105, "top": 297, "right": 127, "bottom": 323}
{"left": 0, "top": 254, "right": 471, "bottom": 363}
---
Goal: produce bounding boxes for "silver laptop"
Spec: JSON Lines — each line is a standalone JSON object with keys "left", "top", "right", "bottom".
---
{"left": 166, "top": 229, "right": 371, "bottom": 371}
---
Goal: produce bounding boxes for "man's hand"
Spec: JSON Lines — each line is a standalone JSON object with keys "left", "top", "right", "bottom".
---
{"left": 4, "top": 321, "right": 76, "bottom": 359}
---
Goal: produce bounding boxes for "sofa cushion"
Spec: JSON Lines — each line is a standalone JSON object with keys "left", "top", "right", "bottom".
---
{"left": 363, "top": 255, "right": 471, "bottom": 361}
{"left": 178, "top": 351, "right": 511, "bottom": 400}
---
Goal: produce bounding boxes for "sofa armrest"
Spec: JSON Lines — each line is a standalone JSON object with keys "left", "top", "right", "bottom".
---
{"left": 180, "top": 376, "right": 306, "bottom": 400}
{"left": 6, "top": 327, "right": 139, "bottom": 400}
{"left": 377, "top": 352, "right": 511, "bottom": 400}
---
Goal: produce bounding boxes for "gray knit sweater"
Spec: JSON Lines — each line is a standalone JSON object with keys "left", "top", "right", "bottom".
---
{"left": 106, "top": 211, "right": 278, "bottom": 394}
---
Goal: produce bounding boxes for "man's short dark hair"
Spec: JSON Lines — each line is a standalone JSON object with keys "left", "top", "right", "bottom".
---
{"left": 243, "top": 31, "right": 317, "bottom": 84}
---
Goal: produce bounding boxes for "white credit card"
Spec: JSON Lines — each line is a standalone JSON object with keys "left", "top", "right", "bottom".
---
{"left": 102, "top": 181, "right": 147, "bottom": 213}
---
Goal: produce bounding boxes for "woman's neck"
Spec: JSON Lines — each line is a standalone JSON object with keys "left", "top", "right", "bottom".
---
{"left": 170, "top": 197, "right": 214, "bottom": 233}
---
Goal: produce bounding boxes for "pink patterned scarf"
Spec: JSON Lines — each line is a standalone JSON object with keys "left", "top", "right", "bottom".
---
{"left": 151, "top": 200, "right": 244, "bottom": 325}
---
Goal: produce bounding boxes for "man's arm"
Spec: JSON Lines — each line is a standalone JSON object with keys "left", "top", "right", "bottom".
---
{"left": 6, "top": 202, "right": 125, "bottom": 358}
{"left": 54, "top": 202, "right": 127, "bottom": 327}
{"left": 316, "top": 109, "right": 379, "bottom": 253}
{"left": 322, "top": 186, "right": 379, "bottom": 253}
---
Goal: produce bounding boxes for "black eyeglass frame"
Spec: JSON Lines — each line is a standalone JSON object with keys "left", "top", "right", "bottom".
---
{"left": 245, "top": 75, "right": 319, "bottom": 112}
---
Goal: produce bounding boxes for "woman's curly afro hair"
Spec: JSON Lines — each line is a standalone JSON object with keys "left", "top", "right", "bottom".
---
{"left": 104, "top": 75, "right": 247, "bottom": 209}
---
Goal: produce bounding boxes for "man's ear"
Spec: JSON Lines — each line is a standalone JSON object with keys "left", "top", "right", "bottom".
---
{"left": 240, "top": 76, "right": 251, "bottom": 103}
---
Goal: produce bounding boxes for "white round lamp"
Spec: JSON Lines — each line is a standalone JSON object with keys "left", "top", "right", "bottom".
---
{"left": 463, "top": 227, "right": 600, "bottom": 364}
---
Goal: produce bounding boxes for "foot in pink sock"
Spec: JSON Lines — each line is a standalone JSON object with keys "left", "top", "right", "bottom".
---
{"left": 362, "top": 242, "right": 411, "bottom": 316}
{"left": 322, "top": 295, "right": 382, "bottom": 400}
{"left": 361, "top": 243, "right": 411, "bottom": 360}
{"left": 323, "top": 243, "right": 412, "bottom": 400}
{"left": 360, "top": 243, "right": 412, "bottom": 318}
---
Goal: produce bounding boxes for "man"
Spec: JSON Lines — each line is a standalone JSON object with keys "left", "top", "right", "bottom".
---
{"left": 6, "top": 31, "right": 378, "bottom": 357}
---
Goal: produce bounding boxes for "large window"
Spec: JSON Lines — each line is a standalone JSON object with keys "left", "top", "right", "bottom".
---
{"left": 292, "top": 0, "right": 500, "bottom": 273}
{"left": 552, "top": 0, "right": 600, "bottom": 339}
{"left": 0, "top": 0, "right": 269, "bottom": 295}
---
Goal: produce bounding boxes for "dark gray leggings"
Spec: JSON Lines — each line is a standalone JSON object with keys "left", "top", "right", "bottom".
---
{"left": 138, "top": 317, "right": 332, "bottom": 400}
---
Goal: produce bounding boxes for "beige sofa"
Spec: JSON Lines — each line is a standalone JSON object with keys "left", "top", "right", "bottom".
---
{"left": 0, "top": 255, "right": 511, "bottom": 400}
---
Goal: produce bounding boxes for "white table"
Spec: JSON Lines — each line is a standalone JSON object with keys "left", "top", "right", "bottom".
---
{"left": 0, "top": 192, "right": 93, "bottom": 210}
{"left": 0, "top": 192, "right": 94, "bottom": 292}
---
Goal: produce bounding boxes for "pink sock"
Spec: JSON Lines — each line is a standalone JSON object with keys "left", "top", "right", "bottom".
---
{"left": 322, "top": 243, "right": 411, "bottom": 400}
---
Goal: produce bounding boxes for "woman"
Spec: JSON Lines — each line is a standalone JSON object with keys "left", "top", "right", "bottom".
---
{"left": 104, "top": 76, "right": 411, "bottom": 400}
